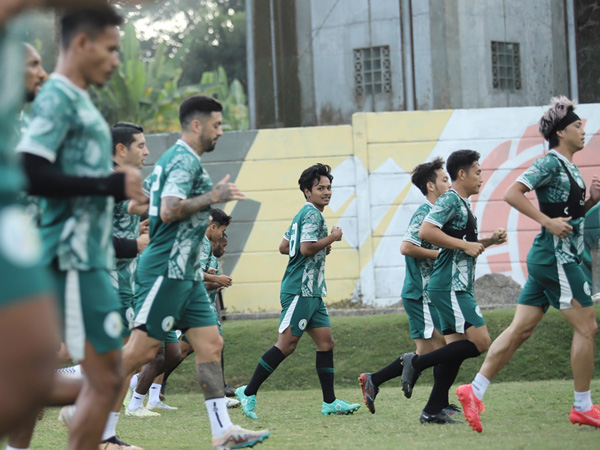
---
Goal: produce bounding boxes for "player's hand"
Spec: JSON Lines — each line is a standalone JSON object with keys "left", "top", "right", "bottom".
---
{"left": 217, "top": 275, "right": 233, "bottom": 287}
{"left": 463, "top": 241, "right": 484, "bottom": 257}
{"left": 136, "top": 233, "right": 149, "bottom": 253}
{"left": 118, "top": 166, "right": 145, "bottom": 203}
{"left": 491, "top": 228, "right": 507, "bottom": 245}
{"left": 139, "top": 218, "right": 149, "bottom": 235}
{"left": 331, "top": 226, "right": 343, "bottom": 241}
{"left": 326, "top": 244, "right": 332, "bottom": 255}
{"left": 544, "top": 217, "right": 573, "bottom": 238}
{"left": 211, "top": 174, "right": 247, "bottom": 204}
{"left": 208, "top": 268, "right": 217, "bottom": 275}
{"left": 589, "top": 175, "right": 600, "bottom": 204}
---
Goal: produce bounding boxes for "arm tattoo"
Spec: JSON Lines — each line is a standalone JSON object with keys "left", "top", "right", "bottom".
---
{"left": 161, "top": 194, "right": 212, "bottom": 222}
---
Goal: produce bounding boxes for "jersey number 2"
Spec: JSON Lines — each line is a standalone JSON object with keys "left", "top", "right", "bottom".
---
{"left": 148, "top": 166, "right": 163, "bottom": 217}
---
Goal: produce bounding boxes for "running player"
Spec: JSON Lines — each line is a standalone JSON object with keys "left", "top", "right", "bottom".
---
{"left": 359, "top": 157, "right": 461, "bottom": 423}
{"left": 457, "top": 97, "right": 600, "bottom": 432}
{"left": 123, "top": 94, "right": 270, "bottom": 449}
{"left": 17, "top": 6, "right": 145, "bottom": 450}
{"left": 236, "top": 163, "right": 361, "bottom": 419}
{"left": 398, "top": 150, "right": 506, "bottom": 419}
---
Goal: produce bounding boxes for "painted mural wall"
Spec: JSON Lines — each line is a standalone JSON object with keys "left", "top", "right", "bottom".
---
{"left": 145, "top": 104, "right": 600, "bottom": 313}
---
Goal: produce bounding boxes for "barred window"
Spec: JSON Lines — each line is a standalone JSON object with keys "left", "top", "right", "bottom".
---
{"left": 354, "top": 46, "right": 392, "bottom": 96}
{"left": 491, "top": 41, "right": 521, "bottom": 90}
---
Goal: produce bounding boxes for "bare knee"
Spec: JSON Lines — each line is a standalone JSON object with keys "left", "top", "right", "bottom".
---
{"left": 317, "top": 336, "right": 334, "bottom": 352}
{"left": 473, "top": 334, "right": 491, "bottom": 353}
{"left": 574, "top": 316, "right": 598, "bottom": 341}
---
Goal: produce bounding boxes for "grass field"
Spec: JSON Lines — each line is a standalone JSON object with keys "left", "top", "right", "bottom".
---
{"left": 4, "top": 307, "right": 600, "bottom": 449}
{"left": 27, "top": 380, "right": 600, "bottom": 449}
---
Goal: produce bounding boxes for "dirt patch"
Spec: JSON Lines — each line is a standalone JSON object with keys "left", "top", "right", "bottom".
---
{"left": 474, "top": 273, "right": 522, "bottom": 305}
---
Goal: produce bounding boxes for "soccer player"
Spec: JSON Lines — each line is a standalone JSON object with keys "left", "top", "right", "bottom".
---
{"left": 17, "top": 6, "right": 145, "bottom": 450}
{"left": 398, "top": 150, "right": 507, "bottom": 420}
{"left": 123, "top": 94, "right": 270, "bottom": 449}
{"left": 457, "top": 97, "right": 600, "bottom": 432}
{"left": 359, "top": 157, "right": 460, "bottom": 422}
{"left": 236, "top": 163, "right": 361, "bottom": 419}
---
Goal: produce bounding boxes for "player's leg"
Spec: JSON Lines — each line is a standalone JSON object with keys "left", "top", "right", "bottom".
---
{"left": 145, "top": 338, "right": 180, "bottom": 411}
{"left": 0, "top": 297, "right": 58, "bottom": 436}
{"left": 126, "top": 348, "right": 165, "bottom": 416}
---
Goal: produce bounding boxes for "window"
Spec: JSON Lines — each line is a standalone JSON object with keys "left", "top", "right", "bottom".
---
{"left": 354, "top": 46, "right": 392, "bottom": 96}
{"left": 491, "top": 41, "right": 521, "bottom": 90}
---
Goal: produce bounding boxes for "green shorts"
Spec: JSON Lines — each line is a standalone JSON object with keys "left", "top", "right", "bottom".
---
{"left": 518, "top": 262, "right": 593, "bottom": 311}
{"left": 402, "top": 297, "right": 442, "bottom": 339}
{"left": 278, "top": 294, "right": 331, "bottom": 337}
{"left": 110, "top": 270, "right": 134, "bottom": 338}
{"left": 0, "top": 201, "right": 52, "bottom": 307}
{"left": 208, "top": 297, "right": 222, "bottom": 335}
{"left": 428, "top": 289, "right": 485, "bottom": 335}
{"left": 133, "top": 271, "right": 218, "bottom": 342}
{"left": 53, "top": 267, "right": 123, "bottom": 361}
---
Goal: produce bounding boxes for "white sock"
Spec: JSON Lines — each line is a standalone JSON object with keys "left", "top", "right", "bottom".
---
{"left": 148, "top": 383, "right": 162, "bottom": 406}
{"left": 129, "top": 373, "right": 139, "bottom": 391}
{"left": 56, "top": 364, "right": 82, "bottom": 377}
{"left": 205, "top": 398, "right": 233, "bottom": 436}
{"left": 127, "top": 391, "right": 146, "bottom": 411}
{"left": 574, "top": 390, "right": 593, "bottom": 412}
{"left": 101, "top": 411, "right": 120, "bottom": 441}
{"left": 471, "top": 373, "right": 490, "bottom": 401}
{"left": 6, "top": 446, "right": 31, "bottom": 450}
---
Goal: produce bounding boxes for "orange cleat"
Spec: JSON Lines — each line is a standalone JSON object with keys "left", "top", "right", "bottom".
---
{"left": 456, "top": 384, "right": 485, "bottom": 433}
{"left": 569, "top": 406, "right": 600, "bottom": 428}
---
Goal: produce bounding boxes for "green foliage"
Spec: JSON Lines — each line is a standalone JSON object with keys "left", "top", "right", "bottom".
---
{"left": 91, "top": 23, "right": 249, "bottom": 132}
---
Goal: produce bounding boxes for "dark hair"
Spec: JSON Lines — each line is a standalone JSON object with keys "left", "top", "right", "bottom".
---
{"left": 446, "top": 150, "right": 480, "bottom": 181}
{"left": 111, "top": 122, "right": 144, "bottom": 154}
{"left": 298, "top": 163, "right": 333, "bottom": 198}
{"left": 210, "top": 208, "right": 232, "bottom": 227}
{"left": 179, "top": 95, "right": 223, "bottom": 129}
{"left": 60, "top": 5, "right": 123, "bottom": 49}
{"left": 411, "top": 157, "right": 445, "bottom": 196}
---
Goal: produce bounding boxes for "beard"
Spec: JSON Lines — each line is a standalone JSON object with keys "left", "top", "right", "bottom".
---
{"left": 25, "top": 90, "right": 36, "bottom": 103}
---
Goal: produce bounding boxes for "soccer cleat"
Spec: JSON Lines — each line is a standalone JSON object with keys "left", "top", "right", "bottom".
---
{"left": 400, "top": 352, "right": 421, "bottom": 399}
{"left": 225, "top": 385, "right": 237, "bottom": 398}
{"left": 98, "top": 436, "right": 144, "bottom": 450}
{"left": 146, "top": 401, "right": 178, "bottom": 411}
{"left": 125, "top": 406, "right": 160, "bottom": 418}
{"left": 420, "top": 410, "right": 463, "bottom": 424}
{"left": 227, "top": 398, "right": 241, "bottom": 409}
{"left": 456, "top": 384, "right": 485, "bottom": 433}
{"left": 212, "top": 425, "right": 270, "bottom": 450}
{"left": 57, "top": 405, "right": 75, "bottom": 427}
{"left": 235, "top": 385, "right": 258, "bottom": 420}
{"left": 358, "top": 373, "right": 379, "bottom": 414}
{"left": 321, "top": 399, "right": 361, "bottom": 416}
{"left": 442, "top": 403, "right": 463, "bottom": 416}
{"left": 123, "top": 387, "right": 133, "bottom": 408}
{"left": 569, "top": 406, "right": 600, "bottom": 428}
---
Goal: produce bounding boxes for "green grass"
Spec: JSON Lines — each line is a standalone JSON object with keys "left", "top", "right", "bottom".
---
{"left": 169, "top": 306, "right": 600, "bottom": 393}
{"left": 26, "top": 380, "right": 600, "bottom": 449}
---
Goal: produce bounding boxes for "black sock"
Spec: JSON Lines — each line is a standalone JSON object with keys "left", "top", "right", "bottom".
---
{"left": 371, "top": 357, "right": 403, "bottom": 387}
{"left": 413, "top": 340, "right": 480, "bottom": 372}
{"left": 316, "top": 350, "right": 336, "bottom": 403}
{"left": 245, "top": 346, "right": 286, "bottom": 396}
{"left": 423, "top": 362, "right": 461, "bottom": 415}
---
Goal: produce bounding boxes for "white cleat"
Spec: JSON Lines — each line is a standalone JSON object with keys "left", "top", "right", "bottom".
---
{"left": 125, "top": 406, "right": 160, "bottom": 418}
{"left": 212, "top": 425, "right": 270, "bottom": 450}
{"left": 57, "top": 405, "right": 76, "bottom": 427}
{"left": 226, "top": 398, "right": 241, "bottom": 409}
{"left": 146, "top": 401, "right": 178, "bottom": 411}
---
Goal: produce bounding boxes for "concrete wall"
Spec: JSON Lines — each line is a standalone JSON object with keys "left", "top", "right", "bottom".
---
{"left": 145, "top": 103, "right": 600, "bottom": 312}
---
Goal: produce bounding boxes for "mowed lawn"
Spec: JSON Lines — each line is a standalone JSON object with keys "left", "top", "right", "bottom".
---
{"left": 26, "top": 379, "right": 600, "bottom": 449}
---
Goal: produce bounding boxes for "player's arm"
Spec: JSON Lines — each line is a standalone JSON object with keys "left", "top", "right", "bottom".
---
{"left": 160, "top": 175, "right": 245, "bottom": 223}
{"left": 400, "top": 241, "right": 439, "bottom": 259}
{"left": 279, "top": 238, "right": 289, "bottom": 255}
{"left": 504, "top": 180, "right": 572, "bottom": 238}
{"left": 419, "top": 221, "right": 484, "bottom": 257}
{"left": 129, "top": 196, "right": 149, "bottom": 216}
{"left": 22, "top": 154, "right": 145, "bottom": 202}
{"left": 478, "top": 228, "right": 507, "bottom": 248}
{"left": 585, "top": 175, "right": 600, "bottom": 213}
{"left": 203, "top": 272, "right": 232, "bottom": 287}
{"left": 300, "top": 226, "right": 342, "bottom": 256}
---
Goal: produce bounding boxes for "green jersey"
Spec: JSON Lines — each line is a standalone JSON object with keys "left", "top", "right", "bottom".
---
{"left": 401, "top": 201, "right": 438, "bottom": 302}
{"left": 112, "top": 199, "right": 140, "bottom": 296}
{"left": 199, "top": 235, "right": 213, "bottom": 272}
{"left": 426, "top": 190, "right": 477, "bottom": 293}
{"left": 206, "top": 254, "right": 220, "bottom": 305}
{"left": 281, "top": 202, "right": 328, "bottom": 298}
{"left": 16, "top": 74, "right": 114, "bottom": 270}
{"left": 517, "top": 150, "right": 586, "bottom": 265}
{"left": 137, "top": 140, "right": 213, "bottom": 281}
{"left": 0, "top": 21, "right": 26, "bottom": 195}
